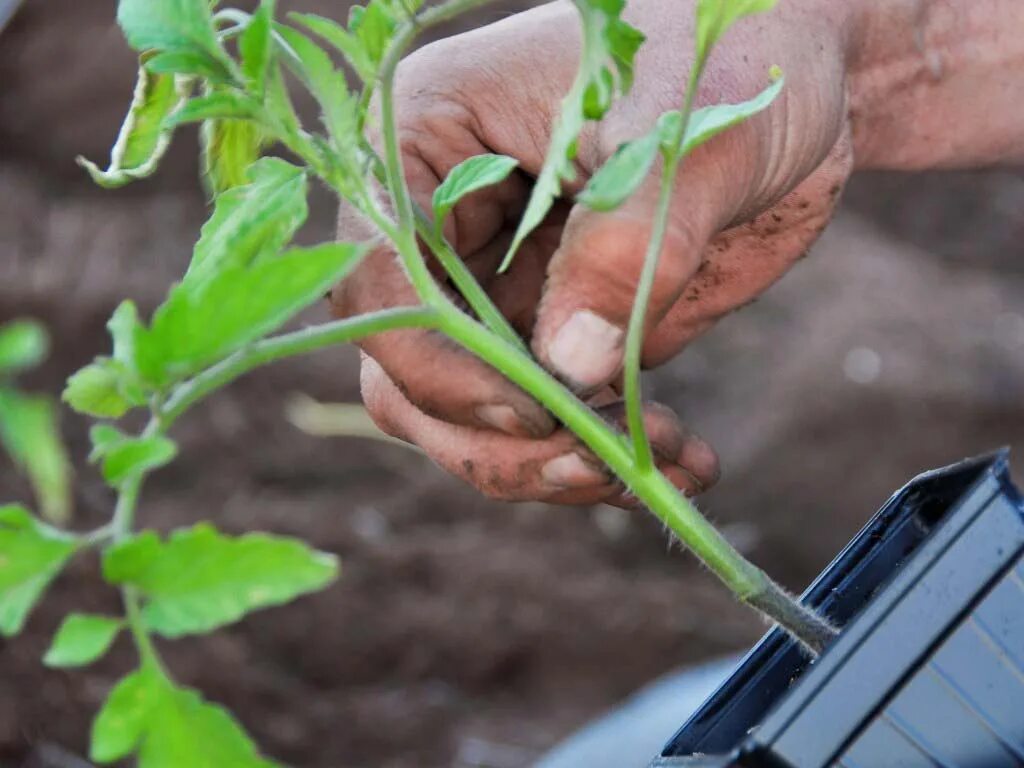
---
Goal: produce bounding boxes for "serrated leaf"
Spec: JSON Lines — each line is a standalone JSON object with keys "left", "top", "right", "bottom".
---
{"left": 695, "top": 0, "right": 778, "bottom": 69}
{"left": 578, "top": 129, "right": 660, "bottom": 211}
{"left": 185, "top": 157, "right": 308, "bottom": 288}
{"left": 116, "top": 0, "right": 233, "bottom": 78}
{"left": 136, "top": 241, "right": 368, "bottom": 384}
{"left": 350, "top": 0, "right": 397, "bottom": 69}
{"left": 201, "top": 118, "right": 266, "bottom": 196}
{"left": 63, "top": 360, "right": 134, "bottom": 419}
{"left": 240, "top": 0, "right": 276, "bottom": 96}
{"left": 76, "top": 62, "right": 191, "bottom": 189}
{"left": 290, "top": 12, "right": 373, "bottom": 81}
{"left": 44, "top": 613, "right": 123, "bottom": 668}
{"left": 273, "top": 25, "right": 359, "bottom": 159}
{"left": 682, "top": 74, "right": 784, "bottom": 154}
{"left": 502, "top": 0, "right": 644, "bottom": 270}
{"left": 101, "top": 435, "right": 177, "bottom": 487}
{"left": 432, "top": 154, "right": 518, "bottom": 226}
{"left": 0, "top": 320, "right": 48, "bottom": 374}
{"left": 0, "top": 505, "right": 78, "bottom": 636}
{"left": 103, "top": 524, "right": 339, "bottom": 637}
{"left": 0, "top": 389, "right": 72, "bottom": 524}
{"left": 165, "top": 92, "right": 262, "bottom": 129}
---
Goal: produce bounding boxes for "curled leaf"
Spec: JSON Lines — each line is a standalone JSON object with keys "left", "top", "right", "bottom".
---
{"left": 76, "top": 61, "right": 192, "bottom": 189}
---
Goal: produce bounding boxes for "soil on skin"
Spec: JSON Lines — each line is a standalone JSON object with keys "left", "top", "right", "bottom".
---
{"left": 1, "top": 2, "right": 1023, "bottom": 766}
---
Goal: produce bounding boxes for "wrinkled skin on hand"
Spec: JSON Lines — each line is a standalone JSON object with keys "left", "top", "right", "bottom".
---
{"left": 332, "top": 0, "right": 1024, "bottom": 506}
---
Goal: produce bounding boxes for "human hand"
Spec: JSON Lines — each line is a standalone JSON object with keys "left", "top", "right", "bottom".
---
{"left": 332, "top": 0, "right": 857, "bottom": 506}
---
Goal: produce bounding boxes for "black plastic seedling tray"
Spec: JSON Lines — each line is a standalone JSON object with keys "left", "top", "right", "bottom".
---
{"left": 653, "top": 451, "right": 1024, "bottom": 768}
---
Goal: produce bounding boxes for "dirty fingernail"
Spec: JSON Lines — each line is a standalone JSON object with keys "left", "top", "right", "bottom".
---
{"left": 542, "top": 453, "right": 609, "bottom": 488}
{"left": 547, "top": 310, "right": 624, "bottom": 390}
{"left": 476, "top": 404, "right": 553, "bottom": 438}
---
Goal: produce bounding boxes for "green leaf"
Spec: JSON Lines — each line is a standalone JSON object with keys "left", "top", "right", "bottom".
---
{"left": 101, "top": 435, "right": 178, "bottom": 487}
{"left": 577, "top": 129, "right": 660, "bottom": 211}
{"left": 109, "top": 301, "right": 144, "bottom": 370}
{"left": 349, "top": 1, "right": 398, "bottom": 70}
{"left": 185, "top": 157, "right": 308, "bottom": 288}
{"left": 501, "top": 0, "right": 644, "bottom": 270}
{"left": 91, "top": 668, "right": 161, "bottom": 764}
{"left": 201, "top": 118, "right": 266, "bottom": 196}
{"left": 0, "top": 505, "right": 78, "bottom": 636}
{"left": 240, "top": 0, "right": 276, "bottom": 96}
{"left": 89, "top": 425, "right": 128, "bottom": 464}
{"left": 164, "top": 92, "right": 262, "bottom": 129}
{"left": 432, "top": 154, "right": 518, "bottom": 226}
{"left": 140, "top": 684, "right": 279, "bottom": 768}
{"left": 63, "top": 360, "right": 133, "bottom": 419}
{"left": 264, "top": 64, "right": 303, "bottom": 144}
{"left": 695, "top": 0, "right": 778, "bottom": 69}
{"left": 0, "top": 320, "right": 48, "bottom": 374}
{"left": 76, "top": 61, "right": 191, "bottom": 189}
{"left": 144, "top": 51, "right": 235, "bottom": 85}
{"left": 103, "top": 524, "right": 339, "bottom": 637}
{"left": 116, "top": 0, "right": 233, "bottom": 77}
{"left": 273, "top": 25, "right": 359, "bottom": 156}
{"left": 290, "top": 13, "right": 373, "bottom": 81}
{"left": 93, "top": 669, "right": 278, "bottom": 767}
{"left": 578, "top": 73, "right": 784, "bottom": 212}
{"left": 0, "top": 389, "right": 72, "bottom": 524}
{"left": 682, "top": 74, "right": 784, "bottom": 154}
{"left": 44, "top": 613, "right": 123, "bottom": 668}
{"left": 137, "top": 241, "right": 368, "bottom": 384}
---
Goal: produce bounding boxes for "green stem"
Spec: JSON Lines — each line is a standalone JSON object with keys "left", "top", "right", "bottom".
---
{"left": 413, "top": 205, "right": 527, "bottom": 352}
{"left": 375, "top": 0, "right": 504, "bottom": 305}
{"left": 436, "top": 305, "right": 836, "bottom": 651}
{"left": 623, "top": 66, "right": 701, "bottom": 472}
{"left": 109, "top": 468, "right": 171, "bottom": 676}
{"left": 124, "top": 586, "right": 168, "bottom": 676}
{"left": 161, "top": 307, "right": 438, "bottom": 428}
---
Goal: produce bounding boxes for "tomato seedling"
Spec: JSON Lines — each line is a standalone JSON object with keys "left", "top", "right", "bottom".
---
{"left": 1, "top": 0, "right": 834, "bottom": 764}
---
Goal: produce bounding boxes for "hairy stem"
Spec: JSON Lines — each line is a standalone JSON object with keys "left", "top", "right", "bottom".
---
{"left": 623, "top": 65, "right": 701, "bottom": 472}
{"left": 162, "top": 307, "right": 438, "bottom": 428}
{"left": 436, "top": 304, "right": 834, "bottom": 651}
{"left": 364, "top": 1, "right": 833, "bottom": 655}
{"left": 413, "top": 205, "right": 527, "bottom": 352}
{"left": 375, "top": 0, "right": 500, "bottom": 305}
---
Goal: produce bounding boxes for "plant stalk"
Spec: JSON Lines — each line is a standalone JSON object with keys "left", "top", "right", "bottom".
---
{"left": 623, "top": 64, "right": 701, "bottom": 473}
{"left": 161, "top": 307, "right": 438, "bottom": 428}
{"left": 435, "top": 304, "right": 836, "bottom": 653}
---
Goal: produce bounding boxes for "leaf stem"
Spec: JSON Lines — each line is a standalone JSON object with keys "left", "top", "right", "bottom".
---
{"left": 412, "top": 205, "right": 527, "bottom": 352}
{"left": 161, "top": 307, "right": 438, "bottom": 428}
{"left": 623, "top": 65, "right": 700, "bottom": 471}
{"left": 375, "top": 0, "right": 503, "bottom": 305}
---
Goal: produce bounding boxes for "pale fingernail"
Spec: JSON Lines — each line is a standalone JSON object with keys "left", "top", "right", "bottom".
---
{"left": 476, "top": 404, "right": 553, "bottom": 438}
{"left": 542, "top": 453, "right": 609, "bottom": 488}
{"left": 547, "top": 310, "right": 624, "bottom": 391}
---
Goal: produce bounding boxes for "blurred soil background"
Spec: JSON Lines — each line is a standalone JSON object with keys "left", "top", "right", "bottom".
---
{"left": 1, "top": 1, "right": 1022, "bottom": 766}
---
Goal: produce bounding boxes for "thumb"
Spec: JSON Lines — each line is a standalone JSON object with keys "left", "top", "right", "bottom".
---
{"left": 531, "top": 174, "right": 733, "bottom": 393}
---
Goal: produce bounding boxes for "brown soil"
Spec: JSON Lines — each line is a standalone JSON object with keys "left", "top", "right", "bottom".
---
{"left": 1, "top": 2, "right": 1023, "bottom": 767}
